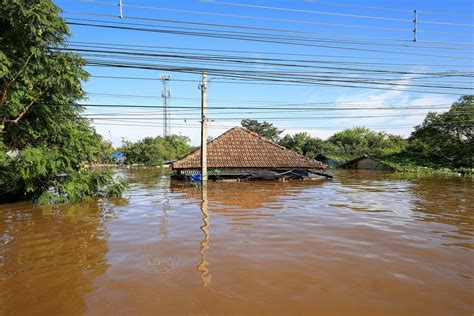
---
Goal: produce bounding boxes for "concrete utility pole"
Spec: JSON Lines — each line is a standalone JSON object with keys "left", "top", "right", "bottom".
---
{"left": 119, "top": 0, "right": 123, "bottom": 18}
{"left": 200, "top": 71, "right": 208, "bottom": 181}
{"left": 161, "top": 74, "right": 171, "bottom": 137}
{"left": 413, "top": 10, "right": 417, "bottom": 42}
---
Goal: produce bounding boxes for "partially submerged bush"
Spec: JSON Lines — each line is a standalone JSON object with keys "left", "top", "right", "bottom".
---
{"left": 36, "top": 169, "right": 128, "bottom": 204}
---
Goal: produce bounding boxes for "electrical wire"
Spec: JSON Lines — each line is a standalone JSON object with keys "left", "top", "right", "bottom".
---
{"left": 66, "top": 21, "right": 474, "bottom": 61}
{"left": 86, "top": 75, "right": 473, "bottom": 89}
{"left": 84, "top": 93, "right": 463, "bottom": 107}
{"left": 302, "top": 0, "right": 474, "bottom": 18}
{"left": 60, "top": 47, "right": 474, "bottom": 79}
{"left": 68, "top": 40, "right": 474, "bottom": 67}
{"left": 64, "top": 15, "right": 474, "bottom": 49}
{"left": 84, "top": 59, "right": 473, "bottom": 95}
{"left": 201, "top": 0, "right": 474, "bottom": 27}
{"left": 91, "top": 121, "right": 474, "bottom": 131}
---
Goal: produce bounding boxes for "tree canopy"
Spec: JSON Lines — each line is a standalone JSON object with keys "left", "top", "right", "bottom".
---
{"left": 0, "top": 0, "right": 126, "bottom": 203}
{"left": 241, "top": 119, "right": 283, "bottom": 142}
{"left": 403, "top": 95, "right": 473, "bottom": 168}
{"left": 279, "top": 128, "right": 405, "bottom": 161}
{"left": 326, "top": 127, "right": 406, "bottom": 160}
{"left": 118, "top": 135, "right": 192, "bottom": 166}
{"left": 276, "top": 96, "right": 472, "bottom": 172}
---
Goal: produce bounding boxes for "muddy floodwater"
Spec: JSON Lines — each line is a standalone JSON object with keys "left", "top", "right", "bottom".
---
{"left": 0, "top": 169, "right": 473, "bottom": 315}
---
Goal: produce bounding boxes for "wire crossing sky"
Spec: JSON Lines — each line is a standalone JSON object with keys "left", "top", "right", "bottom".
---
{"left": 54, "top": 0, "right": 474, "bottom": 146}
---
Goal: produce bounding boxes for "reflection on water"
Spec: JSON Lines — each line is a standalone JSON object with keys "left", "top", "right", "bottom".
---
{"left": 0, "top": 201, "right": 114, "bottom": 315}
{"left": 198, "top": 182, "right": 211, "bottom": 286}
{"left": 0, "top": 168, "right": 473, "bottom": 315}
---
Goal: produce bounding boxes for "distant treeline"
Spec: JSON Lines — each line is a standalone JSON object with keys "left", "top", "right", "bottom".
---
{"left": 242, "top": 95, "right": 473, "bottom": 173}
{"left": 116, "top": 135, "right": 192, "bottom": 166}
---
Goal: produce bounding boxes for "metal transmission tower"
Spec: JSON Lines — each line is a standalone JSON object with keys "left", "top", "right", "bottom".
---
{"left": 160, "top": 74, "right": 171, "bottom": 137}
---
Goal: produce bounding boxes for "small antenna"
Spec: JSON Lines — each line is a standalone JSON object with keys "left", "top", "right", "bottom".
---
{"left": 119, "top": 0, "right": 123, "bottom": 19}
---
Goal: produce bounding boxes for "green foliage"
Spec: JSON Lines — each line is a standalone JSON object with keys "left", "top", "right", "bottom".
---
{"left": 36, "top": 169, "right": 128, "bottom": 204}
{"left": 278, "top": 96, "right": 472, "bottom": 174}
{"left": 326, "top": 127, "right": 406, "bottom": 160}
{"left": 279, "top": 128, "right": 406, "bottom": 162}
{"left": 279, "top": 133, "right": 330, "bottom": 159}
{"left": 241, "top": 119, "right": 283, "bottom": 142}
{"left": 97, "top": 139, "right": 114, "bottom": 163}
{"left": 0, "top": 0, "right": 126, "bottom": 203}
{"left": 118, "top": 135, "right": 191, "bottom": 166}
{"left": 402, "top": 95, "right": 473, "bottom": 168}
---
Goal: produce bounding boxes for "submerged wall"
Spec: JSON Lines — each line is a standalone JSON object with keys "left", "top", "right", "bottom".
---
{"left": 344, "top": 158, "right": 394, "bottom": 171}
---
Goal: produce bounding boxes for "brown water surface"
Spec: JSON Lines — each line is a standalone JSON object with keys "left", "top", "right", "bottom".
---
{"left": 1, "top": 169, "right": 473, "bottom": 315}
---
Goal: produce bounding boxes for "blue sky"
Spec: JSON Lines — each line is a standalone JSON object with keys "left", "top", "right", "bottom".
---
{"left": 54, "top": 0, "right": 473, "bottom": 146}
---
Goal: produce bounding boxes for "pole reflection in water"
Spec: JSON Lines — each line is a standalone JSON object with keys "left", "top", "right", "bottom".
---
{"left": 159, "top": 194, "right": 170, "bottom": 239}
{"left": 197, "top": 181, "right": 212, "bottom": 286}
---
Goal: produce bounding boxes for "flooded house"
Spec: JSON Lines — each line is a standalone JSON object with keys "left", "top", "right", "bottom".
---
{"left": 171, "top": 127, "right": 331, "bottom": 180}
{"left": 339, "top": 155, "right": 394, "bottom": 171}
{"left": 315, "top": 154, "right": 342, "bottom": 168}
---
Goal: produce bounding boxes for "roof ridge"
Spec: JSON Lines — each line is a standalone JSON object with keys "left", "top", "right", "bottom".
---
{"left": 172, "top": 127, "right": 326, "bottom": 170}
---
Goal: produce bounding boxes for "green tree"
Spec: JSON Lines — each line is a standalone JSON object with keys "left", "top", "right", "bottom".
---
{"left": 279, "top": 133, "right": 311, "bottom": 154}
{"left": 327, "top": 127, "right": 405, "bottom": 160}
{"left": 241, "top": 119, "right": 283, "bottom": 142}
{"left": 97, "top": 139, "right": 114, "bottom": 163}
{"left": 279, "top": 133, "right": 336, "bottom": 159}
{"left": 405, "top": 95, "right": 473, "bottom": 168}
{"left": 119, "top": 135, "right": 191, "bottom": 166}
{"left": 0, "top": 0, "right": 126, "bottom": 203}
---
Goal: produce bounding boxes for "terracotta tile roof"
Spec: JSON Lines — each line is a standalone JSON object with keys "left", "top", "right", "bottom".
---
{"left": 172, "top": 127, "right": 326, "bottom": 170}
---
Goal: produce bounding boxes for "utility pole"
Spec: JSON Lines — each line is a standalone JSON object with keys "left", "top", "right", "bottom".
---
{"left": 118, "top": 0, "right": 123, "bottom": 18}
{"left": 413, "top": 10, "right": 417, "bottom": 42}
{"left": 161, "top": 74, "right": 171, "bottom": 137}
{"left": 200, "top": 71, "right": 208, "bottom": 182}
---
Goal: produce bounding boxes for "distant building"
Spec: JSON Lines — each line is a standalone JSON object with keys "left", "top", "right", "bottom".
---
{"left": 171, "top": 127, "right": 331, "bottom": 180}
{"left": 112, "top": 152, "right": 126, "bottom": 164}
{"left": 339, "top": 155, "right": 394, "bottom": 171}
{"left": 315, "top": 154, "right": 342, "bottom": 168}
{"left": 162, "top": 159, "right": 176, "bottom": 168}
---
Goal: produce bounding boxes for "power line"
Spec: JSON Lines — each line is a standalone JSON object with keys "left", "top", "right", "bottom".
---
{"left": 83, "top": 112, "right": 474, "bottom": 121}
{"left": 82, "top": 107, "right": 455, "bottom": 116}
{"left": 84, "top": 93, "right": 461, "bottom": 107}
{"left": 44, "top": 102, "right": 471, "bottom": 112}
{"left": 66, "top": 44, "right": 474, "bottom": 75}
{"left": 63, "top": 9, "right": 474, "bottom": 38}
{"left": 63, "top": 11, "right": 413, "bottom": 43}
{"left": 61, "top": 47, "right": 474, "bottom": 79}
{"left": 66, "top": 21, "right": 474, "bottom": 60}
{"left": 84, "top": 60, "right": 472, "bottom": 95}
{"left": 64, "top": 15, "right": 474, "bottom": 48}
{"left": 202, "top": 0, "right": 474, "bottom": 27}
{"left": 82, "top": 56, "right": 474, "bottom": 84}
{"left": 78, "top": 54, "right": 474, "bottom": 89}
{"left": 69, "top": 41, "right": 474, "bottom": 67}
{"left": 63, "top": 5, "right": 411, "bottom": 33}
{"left": 69, "top": 46, "right": 473, "bottom": 83}
{"left": 91, "top": 121, "right": 474, "bottom": 131}
{"left": 82, "top": 106, "right": 455, "bottom": 114}
{"left": 66, "top": 0, "right": 474, "bottom": 34}
{"left": 303, "top": 0, "right": 474, "bottom": 18}
{"left": 83, "top": 93, "right": 462, "bottom": 104}
{"left": 87, "top": 75, "right": 473, "bottom": 89}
